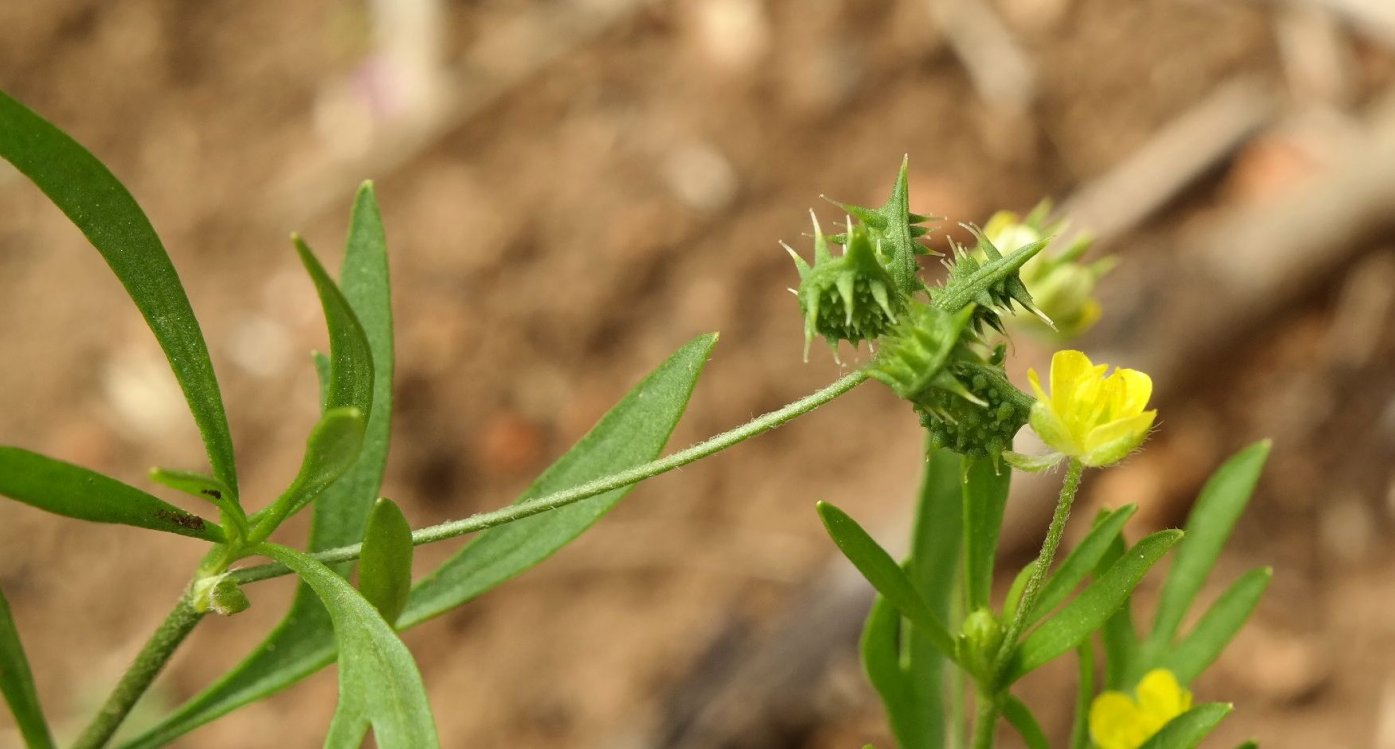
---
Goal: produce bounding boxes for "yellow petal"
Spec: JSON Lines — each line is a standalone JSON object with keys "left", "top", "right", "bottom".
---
{"left": 1049, "top": 350, "right": 1095, "bottom": 415}
{"left": 1136, "top": 668, "right": 1192, "bottom": 723}
{"left": 1082, "top": 410, "right": 1156, "bottom": 467}
{"left": 1089, "top": 691, "right": 1151, "bottom": 749}
{"left": 1027, "top": 367, "right": 1049, "bottom": 404}
{"left": 1104, "top": 367, "right": 1153, "bottom": 420}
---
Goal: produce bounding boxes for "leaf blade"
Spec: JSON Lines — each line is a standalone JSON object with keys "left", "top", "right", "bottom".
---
{"left": 1002, "top": 697, "right": 1049, "bottom": 749}
{"left": 0, "top": 446, "right": 222, "bottom": 541}
{"left": 0, "top": 89, "right": 238, "bottom": 494}
{"left": 1162, "top": 567, "right": 1271, "bottom": 684}
{"left": 1150, "top": 441, "right": 1270, "bottom": 647}
{"left": 0, "top": 588, "right": 56, "bottom": 749}
{"left": 817, "top": 501, "right": 956, "bottom": 660}
{"left": 258, "top": 544, "right": 438, "bottom": 749}
{"left": 1030, "top": 505, "right": 1139, "bottom": 625}
{"left": 1137, "top": 703, "right": 1233, "bottom": 749}
{"left": 1007, "top": 530, "right": 1182, "bottom": 682}
{"left": 401, "top": 333, "right": 716, "bottom": 626}
{"left": 962, "top": 458, "right": 1010, "bottom": 612}
{"left": 358, "top": 498, "right": 413, "bottom": 626}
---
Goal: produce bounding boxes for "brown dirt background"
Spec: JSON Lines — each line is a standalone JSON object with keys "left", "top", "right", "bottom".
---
{"left": 1, "top": 1, "right": 1393, "bottom": 747}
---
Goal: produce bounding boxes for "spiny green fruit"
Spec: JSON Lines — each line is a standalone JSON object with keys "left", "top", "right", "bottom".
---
{"left": 917, "top": 359, "right": 1032, "bottom": 463}
{"left": 828, "top": 155, "right": 938, "bottom": 297}
{"left": 787, "top": 212, "right": 905, "bottom": 359}
{"left": 931, "top": 226, "right": 1053, "bottom": 335}
{"left": 866, "top": 302, "right": 980, "bottom": 404}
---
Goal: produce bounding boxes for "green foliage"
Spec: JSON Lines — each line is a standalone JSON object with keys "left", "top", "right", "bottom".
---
{"left": 0, "top": 94, "right": 1276, "bottom": 749}
{"left": 0, "top": 447, "right": 222, "bottom": 542}
{"left": 0, "top": 588, "right": 55, "bottom": 749}
{"left": 1006, "top": 530, "right": 1182, "bottom": 683}
{"left": 259, "top": 544, "right": 438, "bottom": 748}
{"left": 818, "top": 501, "right": 957, "bottom": 660}
{"left": 357, "top": 498, "right": 414, "bottom": 626}
{"left": 0, "top": 90, "right": 238, "bottom": 495}
{"left": 1138, "top": 703, "right": 1233, "bottom": 749}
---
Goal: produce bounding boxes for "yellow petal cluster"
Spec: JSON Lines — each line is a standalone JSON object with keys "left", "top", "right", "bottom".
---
{"left": 1027, "top": 350, "right": 1155, "bottom": 467}
{"left": 1089, "top": 669, "right": 1193, "bottom": 749}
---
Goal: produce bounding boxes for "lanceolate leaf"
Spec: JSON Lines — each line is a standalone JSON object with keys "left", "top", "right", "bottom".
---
{"left": 1030, "top": 505, "right": 1138, "bottom": 625}
{"left": 400, "top": 333, "right": 716, "bottom": 626}
{"left": 1150, "top": 441, "right": 1269, "bottom": 647}
{"left": 0, "top": 588, "right": 55, "bottom": 749}
{"left": 293, "top": 236, "right": 374, "bottom": 419}
{"left": 1006, "top": 530, "right": 1182, "bottom": 682}
{"left": 258, "top": 544, "right": 438, "bottom": 749}
{"left": 962, "top": 457, "right": 1009, "bottom": 612}
{"left": 818, "top": 501, "right": 956, "bottom": 660}
{"left": 0, "top": 447, "right": 222, "bottom": 542}
{"left": 1137, "top": 703, "right": 1233, "bottom": 749}
{"left": 860, "top": 594, "right": 932, "bottom": 749}
{"left": 1162, "top": 567, "right": 1271, "bottom": 684}
{"left": 0, "top": 89, "right": 238, "bottom": 495}
{"left": 358, "top": 498, "right": 413, "bottom": 626}
{"left": 124, "top": 333, "right": 711, "bottom": 748}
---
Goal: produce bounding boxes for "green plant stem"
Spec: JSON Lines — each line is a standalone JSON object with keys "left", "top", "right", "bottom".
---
{"left": 996, "top": 458, "right": 1084, "bottom": 665}
{"left": 969, "top": 690, "right": 999, "bottom": 749}
{"left": 70, "top": 596, "right": 205, "bottom": 749}
{"left": 230, "top": 369, "right": 869, "bottom": 584}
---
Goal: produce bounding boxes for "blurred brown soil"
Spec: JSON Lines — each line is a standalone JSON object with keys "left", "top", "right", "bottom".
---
{"left": 0, "top": 1, "right": 1393, "bottom": 748}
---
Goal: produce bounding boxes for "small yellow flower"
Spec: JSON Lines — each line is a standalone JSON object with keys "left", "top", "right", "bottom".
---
{"left": 1089, "top": 669, "right": 1193, "bottom": 749}
{"left": 1026, "top": 350, "right": 1155, "bottom": 467}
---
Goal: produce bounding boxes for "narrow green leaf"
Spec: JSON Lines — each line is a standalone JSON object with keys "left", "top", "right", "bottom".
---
{"left": 401, "top": 333, "right": 716, "bottom": 626}
{"left": 818, "top": 501, "right": 957, "bottom": 660}
{"left": 1150, "top": 441, "right": 1270, "bottom": 647}
{"left": 1007, "top": 530, "right": 1182, "bottom": 682}
{"left": 1137, "top": 703, "right": 1233, "bottom": 749}
{"left": 124, "top": 334, "right": 713, "bottom": 748}
{"left": 312, "top": 351, "right": 332, "bottom": 410}
{"left": 121, "top": 185, "right": 397, "bottom": 749}
{"left": 1162, "top": 567, "right": 1271, "bottom": 684}
{"left": 294, "top": 235, "right": 374, "bottom": 418}
{"left": 1069, "top": 643, "right": 1094, "bottom": 749}
{"left": 962, "top": 457, "right": 1010, "bottom": 611}
{"left": 1030, "top": 505, "right": 1139, "bottom": 625}
{"left": 0, "top": 89, "right": 238, "bottom": 495}
{"left": 279, "top": 407, "right": 367, "bottom": 519}
{"left": 904, "top": 445, "right": 962, "bottom": 749}
{"left": 1096, "top": 532, "right": 1140, "bottom": 690}
{"left": 259, "top": 544, "right": 438, "bottom": 749}
{"left": 860, "top": 594, "right": 932, "bottom": 749}
{"left": 0, "top": 588, "right": 55, "bottom": 749}
{"left": 358, "top": 498, "right": 413, "bottom": 626}
{"left": 1002, "top": 697, "right": 1049, "bottom": 749}
{"left": 0, "top": 446, "right": 222, "bottom": 542}
{"left": 148, "top": 468, "right": 233, "bottom": 507}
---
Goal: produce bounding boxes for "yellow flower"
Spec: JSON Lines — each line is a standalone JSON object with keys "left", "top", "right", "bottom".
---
{"left": 1027, "top": 350, "right": 1155, "bottom": 467}
{"left": 1089, "top": 669, "right": 1193, "bottom": 749}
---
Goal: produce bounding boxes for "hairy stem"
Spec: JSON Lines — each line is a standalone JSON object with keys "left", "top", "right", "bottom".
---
{"left": 996, "top": 458, "right": 1085, "bottom": 663}
{"left": 969, "top": 689, "right": 999, "bottom": 749}
{"left": 232, "top": 370, "right": 869, "bottom": 585}
{"left": 70, "top": 596, "right": 205, "bottom": 749}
